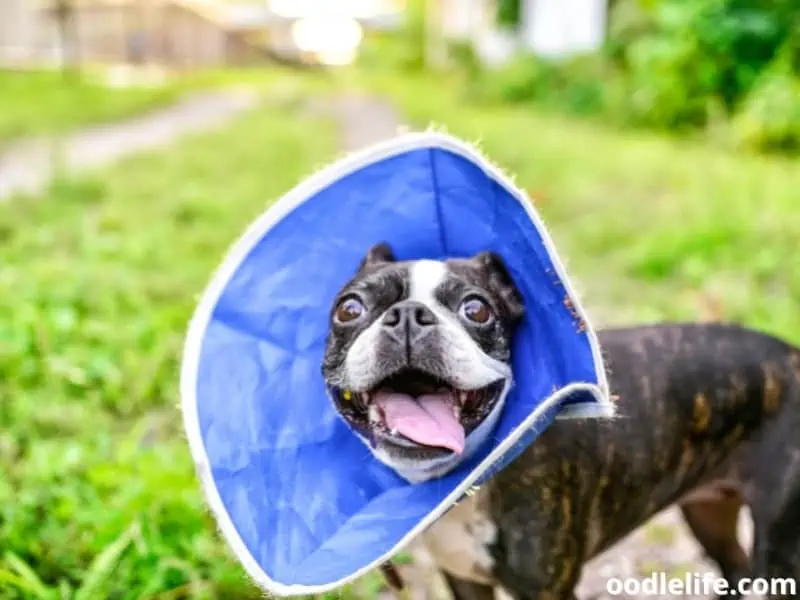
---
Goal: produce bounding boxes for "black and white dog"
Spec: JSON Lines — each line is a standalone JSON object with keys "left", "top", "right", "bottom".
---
{"left": 322, "top": 242, "right": 523, "bottom": 483}
{"left": 322, "top": 243, "right": 800, "bottom": 600}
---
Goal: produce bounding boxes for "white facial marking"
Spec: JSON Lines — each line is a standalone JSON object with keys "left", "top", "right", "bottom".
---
{"left": 407, "top": 261, "right": 511, "bottom": 391}
{"left": 409, "top": 259, "right": 447, "bottom": 304}
{"left": 343, "top": 260, "right": 450, "bottom": 392}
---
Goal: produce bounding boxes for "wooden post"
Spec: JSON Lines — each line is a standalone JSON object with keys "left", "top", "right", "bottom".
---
{"left": 53, "top": 0, "right": 81, "bottom": 75}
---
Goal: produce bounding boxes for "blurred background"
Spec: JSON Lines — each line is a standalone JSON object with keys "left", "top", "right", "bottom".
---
{"left": 0, "top": 0, "right": 798, "bottom": 598}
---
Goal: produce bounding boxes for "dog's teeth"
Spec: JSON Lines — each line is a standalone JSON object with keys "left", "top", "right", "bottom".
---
{"left": 458, "top": 391, "right": 468, "bottom": 406}
{"left": 452, "top": 401, "right": 462, "bottom": 419}
{"left": 390, "top": 428, "right": 398, "bottom": 436}
{"left": 368, "top": 404, "right": 381, "bottom": 423}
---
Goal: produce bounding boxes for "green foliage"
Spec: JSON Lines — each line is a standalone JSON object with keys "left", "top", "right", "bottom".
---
{"left": 358, "top": 0, "right": 428, "bottom": 71}
{"left": 619, "top": 31, "right": 722, "bottom": 130}
{"left": 615, "top": 0, "right": 799, "bottom": 128}
{"left": 605, "top": 0, "right": 658, "bottom": 65}
{"left": 733, "top": 69, "right": 800, "bottom": 152}
{"left": 460, "top": 0, "right": 800, "bottom": 153}
{"left": 732, "top": 42, "right": 800, "bottom": 152}
{"left": 496, "top": 0, "right": 522, "bottom": 28}
{"left": 446, "top": 40, "right": 484, "bottom": 77}
{"left": 473, "top": 53, "right": 623, "bottom": 118}
{"left": 473, "top": 54, "right": 545, "bottom": 104}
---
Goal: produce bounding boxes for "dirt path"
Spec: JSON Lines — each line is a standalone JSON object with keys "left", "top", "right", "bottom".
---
{"left": 324, "top": 94, "right": 756, "bottom": 600}
{"left": 0, "top": 89, "right": 260, "bottom": 202}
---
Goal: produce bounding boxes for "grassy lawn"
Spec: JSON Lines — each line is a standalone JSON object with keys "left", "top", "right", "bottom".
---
{"left": 352, "top": 70, "right": 800, "bottom": 343}
{"left": 0, "top": 90, "right": 374, "bottom": 599}
{"left": 0, "top": 66, "right": 343, "bottom": 146}
{"left": 0, "top": 69, "right": 189, "bottom": 143}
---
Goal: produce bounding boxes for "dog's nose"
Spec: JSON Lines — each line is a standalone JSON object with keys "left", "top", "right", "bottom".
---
{"left": 383, "top": 301, "right": 438, "bottom": 330}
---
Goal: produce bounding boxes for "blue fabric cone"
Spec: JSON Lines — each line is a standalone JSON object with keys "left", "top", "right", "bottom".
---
{"left": 181, "top": 132, "right": 612, "bottom": 596}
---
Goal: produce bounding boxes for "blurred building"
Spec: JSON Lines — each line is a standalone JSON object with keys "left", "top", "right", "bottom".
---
{"left": 521, "top": 0, "right": 608, "bottom": 58}
{"left": 34, "top": 0, "right": 280, "bottom": 68}
{"left": 0, "top": 0, "right": 47, "bottom": 64}
{"left": 0, "top": 0, "right": 404, "bottom": 69}
{"left": 432, "top": 0, "right": 608, "bottom": 67}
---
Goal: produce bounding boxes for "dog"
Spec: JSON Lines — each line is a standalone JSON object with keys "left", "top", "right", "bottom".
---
{"left": 321, "top": 243, "right": 800, "bottom": 600}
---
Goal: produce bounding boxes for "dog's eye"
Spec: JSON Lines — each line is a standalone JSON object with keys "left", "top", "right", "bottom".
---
{"left": 459, "top": 296, "right": 493, "bottom": 324}
{"left": 335, "top": 296, "right": 365, "bottom": 323}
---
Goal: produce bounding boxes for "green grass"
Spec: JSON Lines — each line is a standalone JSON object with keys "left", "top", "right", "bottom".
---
{"left": 0, "top": 66, "right": 349, "bottom": 145}
{"left": 0, "top": 91, "right": 368, "bottom": 599}
{"left": 0, "top": 69, "right": 188, "bottom": 143}
{"left": 351, "top": 69, "right": 800, "bottom": 342}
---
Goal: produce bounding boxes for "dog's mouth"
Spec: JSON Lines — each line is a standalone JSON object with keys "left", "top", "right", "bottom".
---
{"left": 331, "top": 369, "right": 506, "bottom": 455}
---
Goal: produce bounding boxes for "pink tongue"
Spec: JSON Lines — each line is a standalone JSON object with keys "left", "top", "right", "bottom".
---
{"left": 374, "top": 392, "right": 465, "bottom": 455}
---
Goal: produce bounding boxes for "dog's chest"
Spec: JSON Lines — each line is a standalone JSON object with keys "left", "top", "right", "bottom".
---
{"left": 420, "top": 487, "right": 498, "bottom": 585}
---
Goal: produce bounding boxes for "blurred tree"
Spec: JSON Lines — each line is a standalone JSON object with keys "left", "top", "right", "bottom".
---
{"left": 496, "top": 0, "right": 521, "bottom": 28}
{"left": 466, "top": 0, "right": 800, "bottom": 152}
{"left": 610, "top": 0, "right": 800, "bottom": 127}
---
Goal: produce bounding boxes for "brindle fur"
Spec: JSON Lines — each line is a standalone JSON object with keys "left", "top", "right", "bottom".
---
{"left": 437, "top": 322, "right": 800, "bottom": 600}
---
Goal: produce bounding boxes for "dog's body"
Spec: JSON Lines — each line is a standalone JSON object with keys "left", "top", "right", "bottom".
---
{"left": 322, "top": 245, "right": 800, "bottom": 600}
{"left": 427, "top": 323, "right": 800, "bottom": 600}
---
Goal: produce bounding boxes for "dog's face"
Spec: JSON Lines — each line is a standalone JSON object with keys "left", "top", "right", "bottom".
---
{"left": 322, "top": 243, "right": 524, "bottom": 482}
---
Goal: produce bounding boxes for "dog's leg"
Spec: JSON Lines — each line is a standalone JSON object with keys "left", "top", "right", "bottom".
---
{"left": 750, "top": 492, "right": 800, "bottom": 600}
{"left": 489, "top": 509, "right": 583, "bottom": 600}
{"left": 745, "top": 375, "right": 800, "bottom": 600}
{"left": 680, "top": 486, "right": 750, "bottom": 598}
{"left": 489, "top": 529, "right": 582, "bottom": 600}
{"left": 441, "top": 572, "right": 496, "bottom": 600}
{"left": 486, "top": 446, "right": 587, "bottom": 600}
{"left": 750, "top": 530, "right": 800, "bottom": 599}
